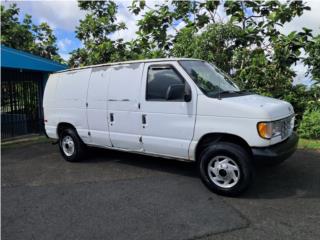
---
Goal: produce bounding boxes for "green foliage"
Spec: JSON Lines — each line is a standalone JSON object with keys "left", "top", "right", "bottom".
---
{"left": 129, "top": 0, "right": 220, "bottom": 54}
{"left": 173, "top": 23, "right": 243, "bottom": 73}
{"left": 298, "top": 108, "right": 320, "bottom": 139}
{"left": 1, "top": 4, "right": 63, "bottom": 62}
{"left": 70, "top": 0, "right": 130, "bottom": 67}
{"left": 32, "top": 22, "right": 62, "bottom": 60}
{"left": 304, "top": 35, "right": 320, "bottom": 82}
{"left": 282, "top": 84, "right": 320, "bottom": 127}
{"left": 1, "top": 4, "right": 33, "bottom": 51}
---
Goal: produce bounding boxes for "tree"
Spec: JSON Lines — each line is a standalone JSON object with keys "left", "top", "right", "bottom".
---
{"left": 130, "top": 0, "right": 221, "bottom": 54}
{"left": 1, "top": 4, "right": 34, "bottom": 51}
{"left": 304, "top": 34, "right": 320, "bottom": 83}
{"left": 222, "top": 0, "right": 313, "bottom": 96}
{"left": 173, "top": 23, "right": 244, "bottom": 73}
{"left": 32, "top": 22, "right": 62, "bottom": 62}
{"left": 1, "top": 4, "right": 62, "bottom": 62}
{"left": 69, "top": 0, "right": 129, "bottom": 67}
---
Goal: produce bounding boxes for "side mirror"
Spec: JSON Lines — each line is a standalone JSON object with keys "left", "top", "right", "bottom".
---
{"left": 184, "top": 92, "right": 192, "bottom": 102}
{"left": 166, "top": 84, "right": 191, "bottom": 102}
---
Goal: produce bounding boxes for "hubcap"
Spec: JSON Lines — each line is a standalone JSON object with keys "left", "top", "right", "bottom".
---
{"left": 62, "top": 135, "right": 75, "bottom": 157}
{"left": 207, "top": 156, "right": 240, "bottom": 189}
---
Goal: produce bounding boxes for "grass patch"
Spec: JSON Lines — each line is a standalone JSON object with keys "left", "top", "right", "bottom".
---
{"left": 1, "top": 135, "right": 51, "bottom": 149}
{"left": 298, "top": 138, "right": 320, "bottom": 150}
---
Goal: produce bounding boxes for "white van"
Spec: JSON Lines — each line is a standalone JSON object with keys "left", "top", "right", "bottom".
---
{"left": 43, "top": 58, "right": 298, "bottom": 196}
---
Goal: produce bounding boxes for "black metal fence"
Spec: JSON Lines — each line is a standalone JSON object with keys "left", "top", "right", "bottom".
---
{"left": 1, "top": 68, "right": 45, "bottom": 139}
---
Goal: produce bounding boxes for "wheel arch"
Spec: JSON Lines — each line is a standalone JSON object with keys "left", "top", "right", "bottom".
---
{"left": 57, "top": 122, "right": 77, "bottom": 138}
{"left": 195, "top": 133, "right": 252, "bottom": 161}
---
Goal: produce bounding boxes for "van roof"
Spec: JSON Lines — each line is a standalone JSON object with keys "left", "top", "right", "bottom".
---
{"left": 56, "top": 58, "right": 201, "bottom": 73}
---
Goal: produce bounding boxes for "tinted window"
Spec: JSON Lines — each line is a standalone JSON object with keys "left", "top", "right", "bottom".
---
{"left": 147, "top": 66, "right": 185, "bottom": 101}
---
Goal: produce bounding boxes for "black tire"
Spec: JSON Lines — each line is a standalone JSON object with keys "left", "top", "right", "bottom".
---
{"left": 59, "top": 128, "right": 86, "bottom": 162}
{"left": 198, "top": 142, "right": 253, "bottom": 197}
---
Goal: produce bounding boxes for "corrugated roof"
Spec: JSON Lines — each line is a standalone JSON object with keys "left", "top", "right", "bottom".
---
{"left": 1, "top": 45, "right": 67, "bottom": 72}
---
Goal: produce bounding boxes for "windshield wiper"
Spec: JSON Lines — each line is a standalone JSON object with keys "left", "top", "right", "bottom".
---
{"left": 236, "top": 90, "right": 248, "bottom": 93}
{"left": 211, "top": 90, "right": 236, "bottom": 99}
{"left": 215, "top": 90, "right": 252, "bottom": 99}
{"left": 219, "top": 90, "right": 236, "bottom": 95}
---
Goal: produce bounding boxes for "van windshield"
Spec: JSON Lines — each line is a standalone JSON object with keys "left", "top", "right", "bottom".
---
{"left": 179, "top": 60, "right": 240, "bottom": 98}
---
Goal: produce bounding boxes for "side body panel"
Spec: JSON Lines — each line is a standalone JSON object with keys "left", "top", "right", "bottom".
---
{"left": 86, "top": 66, "right": 112, "bottom": 147}
{"left": 107, "top": 63, "right": 144, "bottom": 150}
{"left": 188, "top": 94, "right": 273, "bottom": 160}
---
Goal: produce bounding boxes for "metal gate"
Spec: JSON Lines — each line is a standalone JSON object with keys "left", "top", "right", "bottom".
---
{"left": 1, "top": 68, "right": 44, "bottom": 139}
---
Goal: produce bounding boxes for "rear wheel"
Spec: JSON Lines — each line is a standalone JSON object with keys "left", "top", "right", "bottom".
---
{"left": 198, "top": 142, "right": 253, "bottom": 197}
{"left": 59, "top": 128, "right": 86, "bottom": 162}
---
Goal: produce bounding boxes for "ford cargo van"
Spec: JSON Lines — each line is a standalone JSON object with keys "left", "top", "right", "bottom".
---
{"left": 43, "top": 58, "right": 298, "bottom": 196}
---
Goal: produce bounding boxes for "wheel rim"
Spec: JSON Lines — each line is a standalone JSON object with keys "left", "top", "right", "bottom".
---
{"left": 207, "top": 156, "right": 240, "bottom": 189}
{"left": 62, "top": 135, "right": 75, "bottom": 157}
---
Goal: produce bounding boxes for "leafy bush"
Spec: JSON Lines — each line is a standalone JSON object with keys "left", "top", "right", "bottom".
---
{"left": 282, "top": 85, "right": 320, "bottom": 129}
{"left": 298, "top": 108, "right": 320, "bottom": 139}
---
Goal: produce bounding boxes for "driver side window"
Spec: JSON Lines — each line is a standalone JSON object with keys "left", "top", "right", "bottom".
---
{"left": 146, "top": 65, "right": 186, "bottom": 101}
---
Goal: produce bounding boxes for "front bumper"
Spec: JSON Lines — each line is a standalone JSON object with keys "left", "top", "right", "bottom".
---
{"left": 251, "top": 132, "right": 299, "bottom": 164}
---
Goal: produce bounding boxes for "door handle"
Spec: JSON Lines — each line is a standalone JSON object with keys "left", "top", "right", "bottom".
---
{"left": 142, "top": 114, "right": 146, "bottom": 125}
{"left": 110, "top": 113, "right": 114, "bottom": 122}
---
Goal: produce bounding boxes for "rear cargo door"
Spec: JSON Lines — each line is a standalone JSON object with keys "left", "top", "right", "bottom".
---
{"left": 55, "top": 69, "right": 91, "bottom": 143}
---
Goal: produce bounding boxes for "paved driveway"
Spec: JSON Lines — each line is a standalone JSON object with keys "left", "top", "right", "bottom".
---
{"left": 2, "top": 142, "right": 320, "bottom": 240}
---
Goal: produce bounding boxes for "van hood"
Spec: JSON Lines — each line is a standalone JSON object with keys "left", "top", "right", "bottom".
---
{"left": 197, "top": 94, "right": 294, "bottom": 120}
{"left": 224, "top": 94, "right": 294, "bottom": 119}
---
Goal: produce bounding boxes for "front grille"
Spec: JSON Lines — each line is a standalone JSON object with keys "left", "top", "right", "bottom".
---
{"left": 280, "top": 115, "right": 294, "bottom": 139}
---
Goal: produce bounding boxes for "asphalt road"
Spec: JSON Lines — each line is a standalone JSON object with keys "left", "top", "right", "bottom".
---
{"left": 2, "top": 142, "right": 320, "bottom": 240}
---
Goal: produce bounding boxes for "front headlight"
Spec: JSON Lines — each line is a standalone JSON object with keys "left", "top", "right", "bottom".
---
{"left": 257, "top": 116, "right": 294, "bottom": 140}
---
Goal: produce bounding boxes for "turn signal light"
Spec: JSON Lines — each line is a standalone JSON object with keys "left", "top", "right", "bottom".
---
{"left": 257, "top": 122, "right": 272, "bottom": 139}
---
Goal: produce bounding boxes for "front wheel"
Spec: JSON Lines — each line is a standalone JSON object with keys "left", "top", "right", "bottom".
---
{"left": 59, "top": 128, "right": 86, "bottom": 162}
{"left": 198, "top": 142, "right": 253, "bottom": 197}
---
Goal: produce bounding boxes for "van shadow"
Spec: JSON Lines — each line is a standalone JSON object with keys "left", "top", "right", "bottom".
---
{"left": 84, "top": 147, "right": 198, "bottom": 178}
{"left": 83, "top": 148, "right": 320, "bottom": 199}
